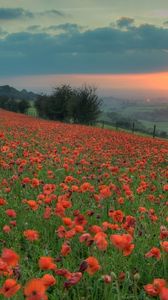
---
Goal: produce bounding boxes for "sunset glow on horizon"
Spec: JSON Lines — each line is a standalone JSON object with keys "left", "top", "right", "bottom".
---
{"left": 2, "top": 72, "right": 168, "bottom": 97}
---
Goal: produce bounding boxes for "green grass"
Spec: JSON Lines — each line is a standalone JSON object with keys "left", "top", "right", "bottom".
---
{"left": 27, "top": 106, "right": 38, "bottom": 116}
{"left": 140, "top": 120, "right": 168, "bottom": 131}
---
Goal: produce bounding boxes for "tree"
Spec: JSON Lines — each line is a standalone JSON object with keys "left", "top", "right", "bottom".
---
{"left": 18, "top": 99, "right": 30, "bottom": 113}
{"left": 72, "top": 86, "right": 102, "bottom": 124}
{"left": 0, "top": 96, "right": 8, "bottom": 109}
{"left": 48, "top": 85, "right": 74, "bottom": 121}
{"left": 35, "top": 94, "right": 48, "bottom": 118}
{"left": 35, "top": 84, "right": 102, "bottom": 125}
{"left": 7, "top": 99, "right": 19, "bottom": 112}
{"left": 35, "top": 85, "right": 74, "bottom": 121}
{"left": 0, "top": 97, "right": 31, "bottom": 113}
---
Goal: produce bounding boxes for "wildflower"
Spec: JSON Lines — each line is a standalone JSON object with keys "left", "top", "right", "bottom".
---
{"left": 80, "top": 182, "right": 94, "bottom": 192}
{"left": 26, "top": 200, "right": 38, "bottom": 211}
{"left": 56, "top": 225, "right": 66, "bottom": 238}
{"left": 99, "top": 186, "right": 112, "bottom": 198}
{"left": 159, "top": 287, "right": 168, "bottom": 300}
{"left": 145, "top": 247, "right": 161, "bottom": 260}
{"left": 102, "top": 275, "right": 112, "bottom": 283}
{"left": 118, "top": 272, "right": 126, "bottom": 281}
{"left": 0, "top": 258, "right": 11, "bottom": 276}
{"left": 41, "top": 274, "right": 56, "bottom": 288}
{"left": 1, "top": 248, "right": 19, "bottom": 267}
{"left": 38, "top": 257, "right": 57, "bottom": 271}
{"left": 90, "top": 225, "right": 102, "bottom": 234}
{"left": 74, "top": 225, "right": 84, "bottom": 233}
{"left": 61, "top": 242, "right": 71, "bottom": 256}
{"left": 110, "top": 234, "right": 134, "bottom": 256}
{"left": 23, "top": 230, "right": 39, "bottom": 241}
{"left": 163, "top": 184, "right": 168, "bottom": 191}
{"left": 65, "top": 229, "right": 76, "bottom": 239}
{"left": 160, "top": 241, "right": 168, "bottom": 253}
{"left": 6, "top": 209, "right": 16, "bottom": 218}
{"left": 109, "top": 210, "right": 124, "bottom": 223}
{"left": 43, "top": 207, "right": 51, "bottom": 219}
{"left": 160, "top": 226, "right": 168, "bottom": 240}
{"left": 74, "top": 214, "right": 87, "bottom": 226}
{"left": 62, "top": 217, "right": 73, "bottom": 227}
{"left": 0, "top": 198, "right": 7, "bottom": 205}
{"left": 94, "top": 232, "right": 108, "bottom": 251}
{"left": 3, "top": 225, "right": 11, "bottom": 233}
{"left": 85, "top": 256, "right": 100, "bottom": 275}
{"left": 78, "top": 261, "right": 88, "bottom": 273}
{"left": 144, "top": 278, "right": 166, "bottom": 297}
{"left": 0, "top": 279, "right": 20, "bottom": 298}
{"left": 79, "top": 233, "right": 92, "bottom": 243}
{"left": 24, "top": 278, "right": 47, "bottom": 300}
{"left": 55, "top": 268, "right": 71, "bottom": 279}
{"left": 31, "top": 178, "right": 40, "bottom": 187}
{"left": 22, "top": 177, "right": 31, "bottom": 184}
{"left": 10, "top": 220, "right": 17, "bottom": 227}
{"left": 64, "top": 272, "right": 82, "bottom": 288}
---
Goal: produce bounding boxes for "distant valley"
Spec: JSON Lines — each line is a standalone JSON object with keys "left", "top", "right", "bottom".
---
{"left": 101, "top": 96, "right": 168, "bottom": 133}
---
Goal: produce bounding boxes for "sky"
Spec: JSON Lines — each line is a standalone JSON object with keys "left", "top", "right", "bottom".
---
{"left": 0, "top": 0, "right": 168, "bottom": 97}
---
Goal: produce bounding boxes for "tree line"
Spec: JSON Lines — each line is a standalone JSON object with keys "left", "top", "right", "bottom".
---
{"left": 35, "top": 85, "right": 102, "bottom": 125}
{"left": 0, "top": 97, "right": 30, "bottom": 113}
{"left": 0, "top": 84, "right": 102, "bottom": 125}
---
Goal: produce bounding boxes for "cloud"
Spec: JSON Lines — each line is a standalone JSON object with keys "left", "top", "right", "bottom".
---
{"left": 0, "top": 26, "right": 8, "bottom": 36}
{"left": 0, "top": 8, "right": 33, "bottom": 20}
{"left": 39, "top": 9, "right": 66, "bottom": 17}
{"left": 116, "top": 17, "right": 134, "bottom": 28}
{"left": 46, "top": 23, "right": 83, "bottom": 33}
{"left": 0, "top": 7, "right": 66, "bottom": 21}
{"left": 0, "top": 22, "right": 168, "bottom": 75}
{"left": 26, "top": 23, "right": 84, "bottom": 35}
{"left": 27, "top": 25, "right": 42, "bottom": 32}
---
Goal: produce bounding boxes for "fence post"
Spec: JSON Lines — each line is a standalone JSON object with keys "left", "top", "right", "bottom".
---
{"left": 153, "top": 124, "right": 156, "bottom": 138}
{"left": 132, "top": 122, "right": 135, "bottom": 133}
{"left": 116, "top": 122, "right": 118, "bottom": 130}
{"left": 102, "top": 121, "right": 104, "bottom": 129}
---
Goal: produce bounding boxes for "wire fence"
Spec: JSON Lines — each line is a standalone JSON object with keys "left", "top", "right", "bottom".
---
{"left": 96, "top": 120, "right": 168, "bottom": 139}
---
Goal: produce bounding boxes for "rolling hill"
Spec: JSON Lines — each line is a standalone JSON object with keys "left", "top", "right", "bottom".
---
{"left": 0, "top": 85, "right": 38, "bottom": 101}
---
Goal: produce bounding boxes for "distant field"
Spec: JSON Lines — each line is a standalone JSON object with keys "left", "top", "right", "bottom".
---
{"left": 140, "top": 120, "right": 168, "bottom": 131}
{"left": 102, "top": 100, "right": 168, "bottom": 134}
{"left": 118, "top": 104, "right": 168, "bottom": 116}
{"left": 27, "top": 106, "right": 37, "bottom": 116}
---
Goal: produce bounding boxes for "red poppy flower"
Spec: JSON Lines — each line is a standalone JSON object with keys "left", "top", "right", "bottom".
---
{"left": 110, "top": 234, "right": 134, "bottom": 256}
{"left": 1, "top": 248, "right": 19, "bottom": 267}
{"left": 85, "top": 256, "right": 100, "bottom": 275}
{"left": 23, "top": 230, "right": 39, "bottom": 241}
{"left": 24, "top": 278, "right": 47, "bottom": 300}
{"left": 145, "top": 247, "right": 161, "bottom": 260}
{"left": 0, "top": 279, "right": 21, "bottom": 298}
{"left": 38, "top": 257, "right": 57, "bottom": 271}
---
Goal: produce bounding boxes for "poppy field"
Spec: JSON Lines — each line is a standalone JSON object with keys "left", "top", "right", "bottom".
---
{"left": 0, "top": 109, "right": 168, "bottom": 300}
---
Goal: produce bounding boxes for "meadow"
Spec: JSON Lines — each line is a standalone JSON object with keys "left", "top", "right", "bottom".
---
{"left": 0, "top": 109, "right": 168, "bottom": 299}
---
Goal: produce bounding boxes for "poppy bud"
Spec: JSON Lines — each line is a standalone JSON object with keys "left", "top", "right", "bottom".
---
{"left": 79, "top": 261, "right": 88, "bottom": 273}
